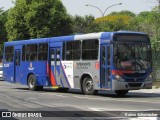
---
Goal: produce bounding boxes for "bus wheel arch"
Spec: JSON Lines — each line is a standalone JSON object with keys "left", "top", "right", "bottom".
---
{"left": 27, "top": 73, "right": 43, "bottom": 91}
{"left": 80, "top": 74, "right": 97, "bottom": 95}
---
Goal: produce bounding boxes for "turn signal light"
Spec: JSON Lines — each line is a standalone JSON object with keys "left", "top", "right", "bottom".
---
{"left": 95, "top": 62, "right": 100, "bottom": 70}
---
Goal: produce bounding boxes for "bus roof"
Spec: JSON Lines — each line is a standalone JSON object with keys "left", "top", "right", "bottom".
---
{"left": 4, "top": 31, "right": 147, "bottom": 46}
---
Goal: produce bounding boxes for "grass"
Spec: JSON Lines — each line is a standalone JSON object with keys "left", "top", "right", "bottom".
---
{"left": 153, "top": 81, "right": 160, "bottom": 88}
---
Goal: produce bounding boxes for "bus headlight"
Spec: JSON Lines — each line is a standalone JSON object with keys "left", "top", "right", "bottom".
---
{"left": 113, "top": 74, "right": 125, "bottom": 82}
{"left": 145, "top": 74, "right": 153, "bottom": 81}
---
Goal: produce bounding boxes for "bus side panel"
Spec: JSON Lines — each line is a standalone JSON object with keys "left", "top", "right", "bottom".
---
{"left": 19, "top": 62, "right": 27, "bottom": 85}
{"left": 3, "top": 62, "right": 15, "bottom": 83}
{"left": 59, "top": 61, "right": 71, "bottom": 88}
{"left": 74, "top": 61, "right": 100, "bottom": 90}
{"left": 3, "top": 45, "right": 15, "bottom": 83}
{"left": 61, "top": 61, "right": 74, "bottom": 88}
{"left": 20, "top": 62, "right": 50, "bottom": 86}
{"left": 61, "top": 61, "right": 100, "bottom": 90}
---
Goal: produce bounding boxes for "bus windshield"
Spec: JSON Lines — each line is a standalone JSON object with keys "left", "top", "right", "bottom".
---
{"left": 114, "top": 43, "right": 151, "bottom": 70}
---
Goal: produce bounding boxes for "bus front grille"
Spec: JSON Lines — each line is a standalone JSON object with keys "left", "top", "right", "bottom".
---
{"left": 128, "top": 83, "right": 142, "bottom": 87}
{"left": 123, "top": 73, "right": 147, "bottom": 77}
{"left": 125, "top": 78, "right": 144, "bottom": 82}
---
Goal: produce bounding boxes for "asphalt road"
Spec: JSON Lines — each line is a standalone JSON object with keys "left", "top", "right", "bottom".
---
{"left": 0, "top": 80, "right": 160, "bottom": 120}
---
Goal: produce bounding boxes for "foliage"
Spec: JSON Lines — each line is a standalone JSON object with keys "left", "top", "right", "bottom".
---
{"left": 6, "top": 0, "right": 73, "bottom": 41}
{"left": 129, "top": 10, "right": 160, "bottom": 50}
{"left": 72, "top": 15, "right": 100, "bottom": 34}
{"left": 0, "top": 8, "right": 8, "bottom": 56}
{"left": 6, "top": 0, "right": 29, "bottom": 41}
{"left": 109, "top": 10, "right": 136, "bottom": 17}
{"left": 25, "top": 0, "right": 73, "bottom": 38}
{"left": 0, "top": 9, "right": 8, "bottom": 42}
{"left": 95, "top": 14, "right": 133, "bottom": 31}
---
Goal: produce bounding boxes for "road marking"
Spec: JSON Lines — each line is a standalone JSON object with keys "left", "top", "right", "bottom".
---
{"left": 73, "top": 96, "right": 106, "bottom": 100}
{"left": 134, "top": 117, "right": 158, "bottom": 120}
{"left": 73, "top": 96, "right": 92, "bottom": 99}
{"left": 53, "top": 94, "right": 68, "bottom": 97}
{"left": 42, "top": 93, "right": 160, "bottom": 104}
{"left": 89, "top": 108, "right": 136, "bottom": 111}
{"left": 89, "top": 108, "right": 102, "bottom": 111}
{"left": 41, "top": 93, "right": 68, "bottom": 97}
{"left": 110, "top": 99, "right": 160, "bottom": 104}
{"left": 89, "top": 108, "right": 127, "bottom": 118}
{"left": 74, "top": 95, "right": 160, "bottom": 104}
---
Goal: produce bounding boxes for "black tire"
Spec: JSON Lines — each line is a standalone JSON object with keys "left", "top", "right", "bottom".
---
{"left": 82, "top": 77, "right": 97, "bottom": 95}
{"left": 28, "top": 74, "right": 43, "bottom": 91}
{"left": 115, "top": 90, "right": 129, "bottom": 96}
{"left": 36, "top": 86, "right": 43, "bottom": 91}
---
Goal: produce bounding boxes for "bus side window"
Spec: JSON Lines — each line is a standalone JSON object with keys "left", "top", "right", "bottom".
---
{"left": 102, "top": 46, "right": 105, "bottom": 65}
{"left": 26, "top": 44, "right": 38, "bottom": 61}
{"left": 56, "top": 49, "right": 60, "bottom": 61}
{"left": 107, "top": 46, "right": 110, "bottom": 65}
{"left": 65, "top": 41, "right": 81, "bottom": 61}
{"left": 38, "top": 43, "right": 48, "bottom": 61}
{"left": 22, "top": 45, "right": 26, "bottom": 61}
{"left": 62, "top": 42, "right": 66, "bottom": 60}
{"left": 5, "top": 46, "right": 14, "bottom": 62}
{"left": 15, "top": 51, "right": 20, "bottom": 66}
{"left": 51, "top": 49, "right": 54, "bottom": 61}
{"left": 82, "top": 39, "right": 99, "bottom": 60}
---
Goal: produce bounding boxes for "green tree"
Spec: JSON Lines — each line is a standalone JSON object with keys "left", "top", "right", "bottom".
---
{"left": 129, "top": 12, "right": 151, "bottom": 32}
{"left": 6, "top": 0, "right": 73, "bottom": 41}
{"left": 0, "top": 8, "right": 8, "bottom": 56}
{"left": 6, "top": 0, "right": 29, "bottom": 41}
{"left": 72, "top": 15, "right": 100, "bottom": 33}
{"left": 25, "top": 0, "right": 73, "bottom": 38}
{"left": 129, "top": 11, "right": 160, "bottom": 39}
{"left": 110, "top": 10, "right": 136, "bottom": 17}
{"left": 95, "top": 12, "right": 134, "bottom": 31}
{"left": 0, "top": 8, "right": 8, "bottom": 42}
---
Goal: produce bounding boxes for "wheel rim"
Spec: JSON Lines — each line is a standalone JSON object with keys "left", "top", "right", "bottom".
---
{"left": 29, "top": 77, "right": 35, "bottom": 88}
{"left": 85, "top": 80, "right": 93, "bottom": 92}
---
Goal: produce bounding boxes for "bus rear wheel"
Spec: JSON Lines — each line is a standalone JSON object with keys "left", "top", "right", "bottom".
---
{"left": 28, "top": 74, "right": 43, "bottom": 91}
{"left": 115, "top": 90, "right": 129, "bottom": 96}
{"left": 82, "top": 77, "right": 97, "bottom": 95}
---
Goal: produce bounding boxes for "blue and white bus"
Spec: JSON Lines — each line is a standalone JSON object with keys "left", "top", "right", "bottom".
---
{"left": 3, "top": 31, "right": 152, "bottom": 96}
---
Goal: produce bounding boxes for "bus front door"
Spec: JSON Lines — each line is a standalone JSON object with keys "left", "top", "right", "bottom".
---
{"left": 50, "top": 48, "right": 61, "bottom": 86}
{"left": 15, "top": 50, "right": 21, "bottom": 83}
{"left": 100, "top": 45, "right": 111, "bottom": 89}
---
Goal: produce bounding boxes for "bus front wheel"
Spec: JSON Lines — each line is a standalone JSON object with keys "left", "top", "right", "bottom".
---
{"left": 28, "top": 74, "right": 43, "bottom": 91}
{"left": 82, "top": 77, "right": 97, "bottom": 95}
{"left": 115, "top": 90, "right": 129, "bottom": 96}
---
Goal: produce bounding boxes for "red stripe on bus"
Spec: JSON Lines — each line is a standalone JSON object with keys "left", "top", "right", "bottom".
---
{"left": 112, "top": 70, "right": 133, "bottom": 75}
{"left": 47, "top": 63, "right": 56, "bottom": 86}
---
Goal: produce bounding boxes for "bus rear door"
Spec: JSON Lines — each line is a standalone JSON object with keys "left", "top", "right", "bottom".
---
{"left": 50, "top": 47, "right": 61, "bottom": 86}
{"left": 100, "top": 45, "right": 111, "bottom": 89}
{"left": 15, "top": 49, "right": 21, "bottom": 83}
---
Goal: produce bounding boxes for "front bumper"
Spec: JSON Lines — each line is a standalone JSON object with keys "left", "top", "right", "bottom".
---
{"left": 0, "top": 77, "right": 3, "bottom": 80}
{"left": 112, "top": 79, "right": 152, "bottom": 90}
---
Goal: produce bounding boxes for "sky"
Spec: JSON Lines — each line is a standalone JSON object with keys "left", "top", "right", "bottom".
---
{"left": 0, "top": 0, "right": 158, "bottom": 18}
